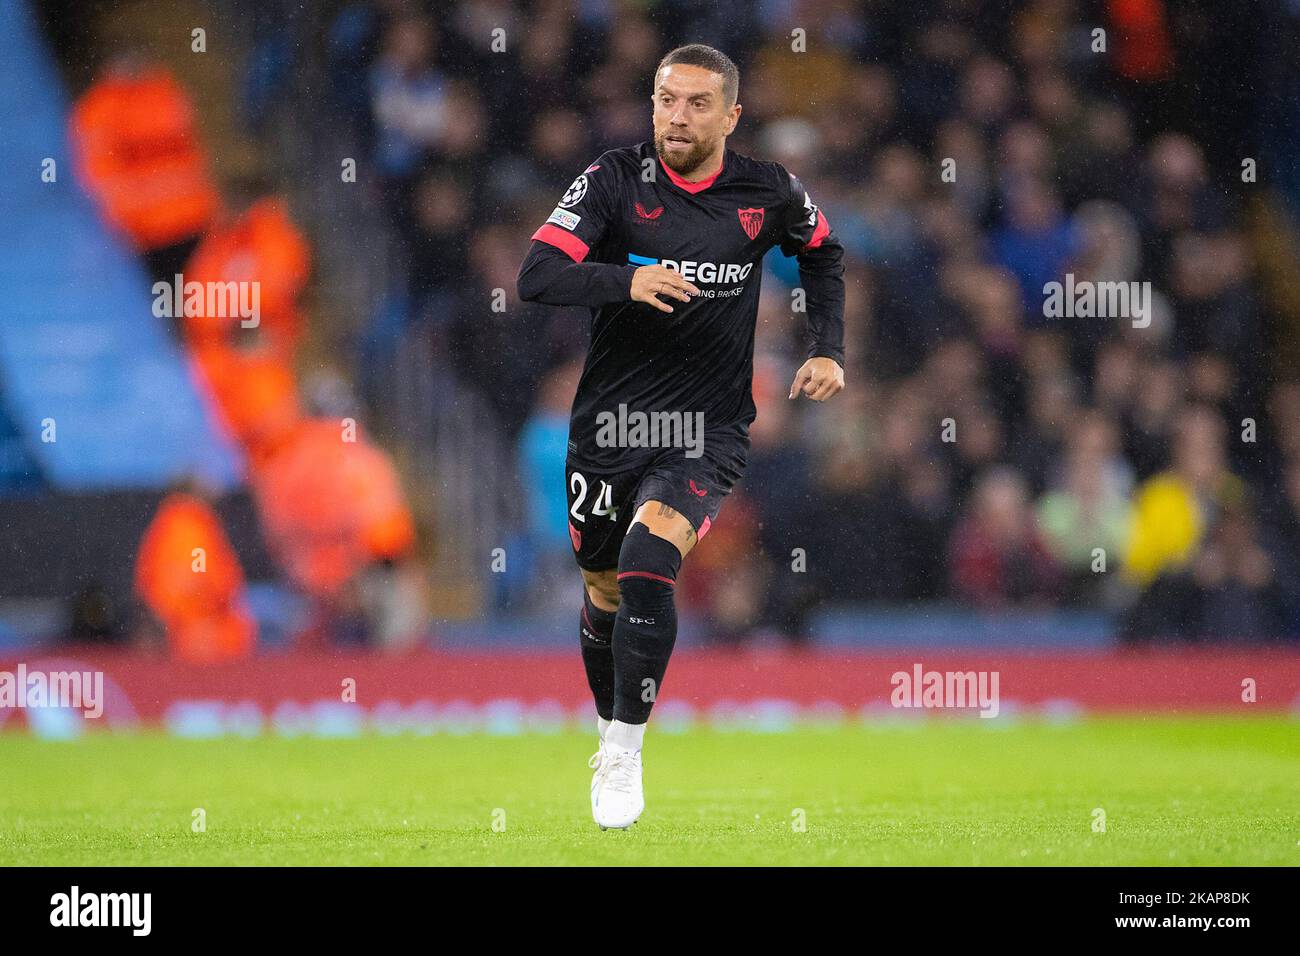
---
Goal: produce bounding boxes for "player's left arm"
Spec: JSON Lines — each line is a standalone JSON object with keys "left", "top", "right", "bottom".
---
{"left": 778, "top": 172, "right": 846, "bottom": 402}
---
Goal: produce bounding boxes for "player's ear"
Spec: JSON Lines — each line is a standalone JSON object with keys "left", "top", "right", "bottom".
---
{"left": 726, "top": 102, "right": 741, "bottom": 134}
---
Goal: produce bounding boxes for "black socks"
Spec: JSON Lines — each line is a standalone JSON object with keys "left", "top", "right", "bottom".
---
{"left": 611, "top": 524, "right": 682, "bottom": 724}
{"left": 579, "top": 589, "right": 617, "bottom": 722}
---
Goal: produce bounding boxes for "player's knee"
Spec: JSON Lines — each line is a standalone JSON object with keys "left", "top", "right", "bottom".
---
{"left": 585, "top": 572, "right": 619, "bottom": 611}
{"left": 616, "top": 523, "right": 682, "bottom": 614}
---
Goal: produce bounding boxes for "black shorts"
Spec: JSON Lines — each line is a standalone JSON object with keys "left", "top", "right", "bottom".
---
{"left": 564, "top": 439, "right": 747, "bottom": 571}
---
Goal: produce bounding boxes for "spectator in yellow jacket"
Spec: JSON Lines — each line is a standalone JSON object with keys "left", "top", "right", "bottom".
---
{"left": 1123, "top": 405, "right": 1247, "bottom": 587}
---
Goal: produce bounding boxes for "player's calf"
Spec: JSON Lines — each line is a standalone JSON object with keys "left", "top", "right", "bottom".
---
{"left": 611, "top": 522, "right": 682, "bottom": 728}
{"left": 579, "top": 574, "right": 618, "bottom": 725}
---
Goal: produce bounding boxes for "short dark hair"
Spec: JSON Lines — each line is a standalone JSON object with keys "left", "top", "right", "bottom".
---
{"left": 654, "top": 44, "right": 739, "bottom": 107}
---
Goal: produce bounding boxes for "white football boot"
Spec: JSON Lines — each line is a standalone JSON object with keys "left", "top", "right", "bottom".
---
{"left": 589, "top": 716, "right": 611, "bottom": 818}
{"left": 591, "top": 743, "right": 644, "bottom": 829}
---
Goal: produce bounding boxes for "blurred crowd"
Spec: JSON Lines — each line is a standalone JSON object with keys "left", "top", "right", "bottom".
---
{"left": 51, "top": 0, "right": 1300, "bottom": 651}
{"left": 322, "top": 0, "right": 1300, "bottom": 645}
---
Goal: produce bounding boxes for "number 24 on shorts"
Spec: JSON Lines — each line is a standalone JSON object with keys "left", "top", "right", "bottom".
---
{"left": 570, "top": 471, "right": 618, "bottom": 523}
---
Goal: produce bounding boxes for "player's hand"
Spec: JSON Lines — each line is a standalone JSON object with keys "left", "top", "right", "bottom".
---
{"left": 788, "top": 357, "right": 845, "bottom": 401}
{"left": 631, "top": 265, "right": 700, "bottom": 314}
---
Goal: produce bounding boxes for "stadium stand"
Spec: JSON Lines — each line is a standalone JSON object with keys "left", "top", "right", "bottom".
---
{"left": 0, "top": 0, "right": 241, "bottom": 491}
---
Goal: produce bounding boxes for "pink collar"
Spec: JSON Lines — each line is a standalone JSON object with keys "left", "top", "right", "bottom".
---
{"left": 657, "top": 150, "right": 726, "bottom": 194}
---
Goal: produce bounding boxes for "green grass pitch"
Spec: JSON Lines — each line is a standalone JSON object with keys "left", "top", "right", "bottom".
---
{"left": 1, "top": 716, "right": 1296, "bottom": 865}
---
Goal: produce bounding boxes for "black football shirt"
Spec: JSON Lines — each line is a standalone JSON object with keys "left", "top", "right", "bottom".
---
{"left": 519, "top": 140, "right": 845, "bottom": 473}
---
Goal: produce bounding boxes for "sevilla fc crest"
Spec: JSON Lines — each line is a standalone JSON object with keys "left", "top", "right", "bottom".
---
{"left": 737, "top": 207, "right": 765, "bottom": 240}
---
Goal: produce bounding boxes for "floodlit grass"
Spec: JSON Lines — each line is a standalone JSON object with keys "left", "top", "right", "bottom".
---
{"left": 1, "top": 716, "right": 1296, "bottom": 865}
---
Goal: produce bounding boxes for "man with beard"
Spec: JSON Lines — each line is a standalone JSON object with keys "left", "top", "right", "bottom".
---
{"left": 517, "top": 44, "right": 846, "bottom": 829}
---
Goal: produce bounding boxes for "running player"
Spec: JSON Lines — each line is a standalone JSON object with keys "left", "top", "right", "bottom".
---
{"left": 517, "top": 43, "right": 845, "bottom": 829}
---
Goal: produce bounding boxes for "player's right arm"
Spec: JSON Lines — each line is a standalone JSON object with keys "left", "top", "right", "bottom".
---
{"left": 517, "top": 159, "right": 698, "bottom": 312}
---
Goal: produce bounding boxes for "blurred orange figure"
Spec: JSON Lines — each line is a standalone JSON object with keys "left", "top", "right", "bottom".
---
{"left": 135, "top": 491, "right": 257, "bottom": 663}
{"left": 183, "top": 196, "right": 311, "bottom": 356}
{"left": 69, "top": 62, "right": 219, "bottom": 252}
{"left": 189, "top": 340, "right": 303, "bottom": 463}
{"left": 252, "top": 419, "right": 416, "bottom": 599}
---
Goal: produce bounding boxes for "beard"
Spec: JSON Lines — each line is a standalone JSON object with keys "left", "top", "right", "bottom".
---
{"left": 654, "top": 130, "right": 716, "bottom": 177}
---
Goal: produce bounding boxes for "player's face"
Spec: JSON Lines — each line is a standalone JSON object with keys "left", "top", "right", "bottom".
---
{"left": 652, "top": 64, "right": 740, "bottom": 175}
